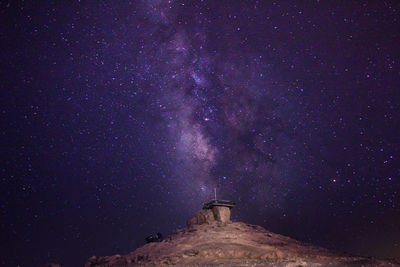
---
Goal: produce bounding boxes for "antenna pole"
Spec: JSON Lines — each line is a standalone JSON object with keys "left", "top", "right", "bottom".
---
{"left": 214, "top": 188, "right": 217, "bottom": 200}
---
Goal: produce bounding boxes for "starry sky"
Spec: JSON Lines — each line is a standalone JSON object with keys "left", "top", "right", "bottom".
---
{"left": 1, "top": 1, "right": 400, "bottom": 266}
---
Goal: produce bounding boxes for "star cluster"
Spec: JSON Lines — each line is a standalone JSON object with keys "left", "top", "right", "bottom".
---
{"left": 1, "top": 1, "right": 399, "bottom": 266}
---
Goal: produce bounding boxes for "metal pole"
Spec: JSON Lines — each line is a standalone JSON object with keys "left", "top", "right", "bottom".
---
{"left": 214, "top": 188, "right": 217, "bottom": 200}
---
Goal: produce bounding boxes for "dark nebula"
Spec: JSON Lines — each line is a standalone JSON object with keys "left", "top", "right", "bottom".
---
{"left": 1, "top": 1, "right": 399, "bottom": 266}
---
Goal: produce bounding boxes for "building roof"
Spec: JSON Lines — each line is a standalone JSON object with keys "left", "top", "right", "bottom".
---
{"left": 203, "top": 199, "right": 236, "bottom": 209}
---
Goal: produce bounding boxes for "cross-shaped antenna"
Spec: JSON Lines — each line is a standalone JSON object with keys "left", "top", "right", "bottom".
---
{"left": 214, "top": 188, "right": 217, "bottom": 200}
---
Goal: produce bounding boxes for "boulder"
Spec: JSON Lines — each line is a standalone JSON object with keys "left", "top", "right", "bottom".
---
{"left": 186, "top": 209, "right": 216, "bottom": 227}
{"left": 196, "top": 209, "right": 215, "bottom": 224}
{"left": 187, "top": 207, "right": 232, "bottom": 227}
{"left": 212, "top": 206, "right": 231, "bottom": 223}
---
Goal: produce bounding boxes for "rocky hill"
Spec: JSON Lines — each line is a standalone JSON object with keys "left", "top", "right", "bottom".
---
{"left": 84, "top": 206, "right": 399, "bottom": 267}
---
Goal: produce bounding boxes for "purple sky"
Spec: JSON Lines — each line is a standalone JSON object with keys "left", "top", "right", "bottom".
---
{"left": 1, "top": 1, "right": 399, "bottom": 266}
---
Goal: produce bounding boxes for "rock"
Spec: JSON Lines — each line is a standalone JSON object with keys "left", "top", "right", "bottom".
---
{"left": 84, "top": 207, "right": 399, "bottom": 266}
{"left": 195, "top": 208, "right": 215, "bottom": 224}
{"left": 187, "top": 206, "right": 232, "bottom": 227}
{"left": 186, "top": 215, "right": 197, "bottom": 227}
{"left": 212, "top": 206, "right": 231, "bottom": 223}
{"left": 84, "top": 221, "right": 399, "bottom": 266}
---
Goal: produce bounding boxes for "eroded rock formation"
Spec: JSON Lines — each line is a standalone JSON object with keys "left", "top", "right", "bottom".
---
{"left": 212, "top": 206, "right": 230, "bottom": 223}
{"left": 187, "top": 206, "right": 231, "bottom": 227}
{"left": 85, "top": 209, "right": 399, "bottom": 267}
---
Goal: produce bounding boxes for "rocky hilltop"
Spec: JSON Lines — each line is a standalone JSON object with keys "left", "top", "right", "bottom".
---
{"left": 84, "top": 207, "right": 399, "bottom": 267}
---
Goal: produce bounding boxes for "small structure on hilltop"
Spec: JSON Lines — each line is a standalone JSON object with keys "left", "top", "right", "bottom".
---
{"left": 203, "top": 188, "right": 236, "bottom": 209}
{"left": 187, "top": 189, "right": 235, "bottom": 227}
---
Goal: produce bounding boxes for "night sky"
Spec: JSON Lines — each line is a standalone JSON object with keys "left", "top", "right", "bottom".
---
{"left": 1, "top": 1, "right": 400, "bottom": 266}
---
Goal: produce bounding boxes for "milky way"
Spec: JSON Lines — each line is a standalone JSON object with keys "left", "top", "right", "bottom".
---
{"left": 134, "top": 1, "right": 303, "bottom": 207}
{"left": 1, "top": 1, "right": 399, "bottom": 266}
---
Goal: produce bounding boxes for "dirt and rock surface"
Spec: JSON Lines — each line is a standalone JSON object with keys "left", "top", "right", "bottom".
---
{"left": 84, "top": 207, "right": 399, "bottom": 267}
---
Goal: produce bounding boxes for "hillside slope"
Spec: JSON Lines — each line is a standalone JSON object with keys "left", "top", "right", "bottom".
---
{"left": 84, "top": 220, "right": 399, "bottom": 266}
